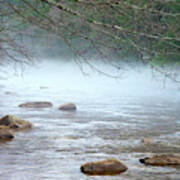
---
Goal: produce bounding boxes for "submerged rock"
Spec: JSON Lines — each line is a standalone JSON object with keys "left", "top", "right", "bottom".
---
{"left": 40, "top": 86, "right": 48, "bottom": 89}
{"left": 5, "top": 91, "right": 17, "bottom": 95}
{"left": 0, "top": 127, "right": 14, "bottom": 140}
{"left": 0, "top": 115, "right": 33, "bottom": 131}
{"left": 139, "top": 154, "right": 180, "bottom": 166}
{"left": 19, "top": 101, "right": 53, "bottom": 108}
{"left": 59, "top": 103, "right": 76, "bottom": 111}
{"left": 141, "top": 138, "right": 153, "bottom": 144}
{"left": 81, "top": 159, "right": 128, "bottom": 175}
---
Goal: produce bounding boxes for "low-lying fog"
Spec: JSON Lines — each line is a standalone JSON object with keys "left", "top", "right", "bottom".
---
{"left": 1, "top": 59, "right": 180, "bottom": 100}
{"left": 0, "top": 58, "right": 180, "bottom": 180}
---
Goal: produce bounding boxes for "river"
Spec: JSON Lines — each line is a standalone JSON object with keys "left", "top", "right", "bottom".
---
{"left": 0, "top": 60, "right": 180, "bottom": 180}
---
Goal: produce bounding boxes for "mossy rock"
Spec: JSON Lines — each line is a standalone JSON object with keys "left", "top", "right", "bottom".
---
{"left": 0, "top": 115, "right": 33, "bottom": 131}
{"left": 0, "top": 126, "right": 14, "bottom": 140}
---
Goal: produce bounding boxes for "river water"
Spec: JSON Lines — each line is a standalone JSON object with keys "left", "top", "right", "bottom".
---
{"left": 0, "top": 60, "right": 180, "bottom": 180}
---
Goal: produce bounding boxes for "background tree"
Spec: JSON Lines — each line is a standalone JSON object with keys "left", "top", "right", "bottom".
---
{"left": 0, "top": 0, "right": 180, "bottom": 80}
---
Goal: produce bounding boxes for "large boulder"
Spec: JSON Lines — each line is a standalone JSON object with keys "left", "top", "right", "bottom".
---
{"left": 139, "top": 154, "right": 180, "bottom": 166}
{"left": 0, "top": 115, "right": 33, "bottom": 131}
{"left": 81, "top": 159, "right": 128, "bottom": 175}
{"left": 19, "top": 101, "right": 53, "bottom": 108}
{"left": 59, "top": 103, "right": 76, "bottom": 111}
{"left": 0, "top": 126, "right": 14, "bottom": 140}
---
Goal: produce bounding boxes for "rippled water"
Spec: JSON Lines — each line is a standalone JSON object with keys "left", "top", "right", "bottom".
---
{"left": 0, "top": 60, "right": 180, "bottom": 180}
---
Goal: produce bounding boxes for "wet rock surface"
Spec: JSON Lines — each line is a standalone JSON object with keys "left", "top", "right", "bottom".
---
{"left": 81, "top": 159, "right": 128, "bottom": 175}
{"left": 0, "top": 115, "right": 33, "bottom": 131}
{"left": 59, "top": 103, "right": 76, "bottom": 111}
{"left": 19, "top": 101, "right": 53, "bottom": 108}
{"left": 140, "top": 154, "right": 180, "bottom": 166}
{"left": 0, "top": 127, "right": 14, "bottom": 140}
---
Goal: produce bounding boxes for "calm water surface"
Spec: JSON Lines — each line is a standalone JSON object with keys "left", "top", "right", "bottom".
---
{"left": 0, "top": 61, "right": 180, "bottom": 180}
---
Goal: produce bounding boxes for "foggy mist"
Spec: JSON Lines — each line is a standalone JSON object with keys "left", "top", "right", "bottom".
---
{"left": 1, "top": 0, "right": 180, "bottom": 179}
{"left": 1, "top": 58, "right": 180, "bottom": 100}
{"left": 1, "top": 58, "right": 180, "bottom": 180}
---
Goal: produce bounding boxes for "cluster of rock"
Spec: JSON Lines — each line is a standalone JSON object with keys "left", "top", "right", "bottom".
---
{"left": 1, "top": 97, "right": 180, "bottom": 176}
{"left": 18, "top": 101, "right": 77, "bottom": 111}
{"left": 0, "top": 101, "right": 77, "bottom": 141}
{"left": 0, "top": 115, "right": 33, "bottom": 141}
{"left": 80, "top": 138, "right": 180, "bottom": 176}
{"left": 80, "top": 154, "right": 180, "bottom": 176}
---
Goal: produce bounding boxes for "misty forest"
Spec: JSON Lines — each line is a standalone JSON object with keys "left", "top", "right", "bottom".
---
{"left": 0, "top": 0, "right": 180, "bottom": 179}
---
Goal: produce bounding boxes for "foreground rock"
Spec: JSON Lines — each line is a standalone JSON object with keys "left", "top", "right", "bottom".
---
{"left": 81, "top": 159, "right": 128, "bottom": 175}
{"left": 139, "top": 154, "right": 180, "bottom": 166}
{"left": 59, "top": 103, "right": 76, "bottom": 111}
{"left": 0, "top": 115, "right": 33, "bottom": 131}
{"left": 0, "top": 127, "right": 14, "bottom": 140}
{"left": 19, "top": 101, "right": 53, "bottom": 108}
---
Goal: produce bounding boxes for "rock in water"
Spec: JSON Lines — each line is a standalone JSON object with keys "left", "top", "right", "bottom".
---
{"left": 139, "top": 154, "right": 180, "bottom": 166}
{"left": 59, "top": 103, "right": 76, "bottom": 111}
{"left": 0, "top": 115, "right": 33, "bottom": 130}
{"left": 19, "top": 101, "right": 53, "bottom": 108}
{"left": 81, "top": 159, "right": 128, "bottom": 175}
{"left": 5, "top": 91, "right": 17, "bottom": 95}
{"left": 40, "top": 86, "right": 48, "bottom": 89}
{"left": 141, "top": 138, "right": 153, "bottom": 144}
{"left": 0, "top": 116, "right": 12, "bottom": 126}
{"left": 0, "top": 127, "right": 14, "bottom": 140}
